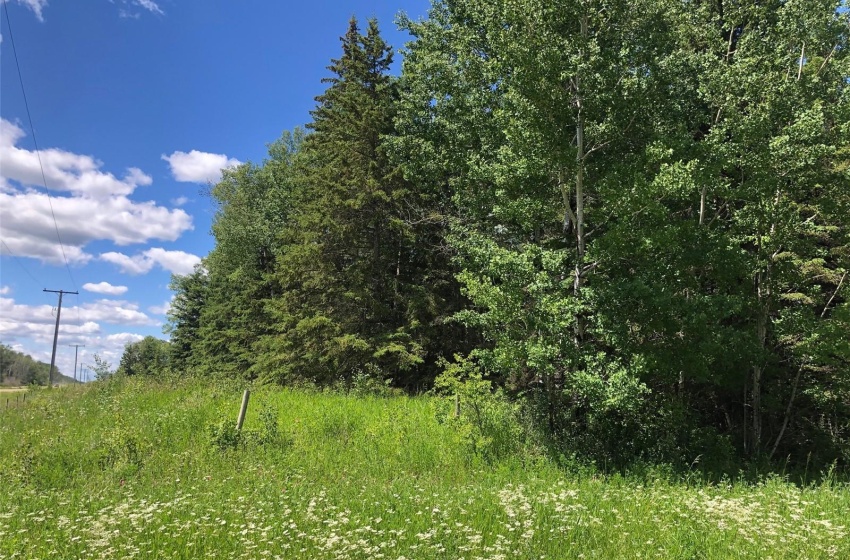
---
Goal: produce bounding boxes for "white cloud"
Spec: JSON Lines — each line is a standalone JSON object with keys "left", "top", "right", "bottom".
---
{"left": 81, "top": 299, "right": 157, "bottom": 326}
{"left": 162, "top": 150, "right": 240, "bottom": 184}
{"left": 0, "top": 285, "right": 10, "bottom": 295}
{"left": 106, "top": 332, "right": 146, "bottom": 346}
{"left": 0, "top": 118, "right": 193, "bottom": 264}
{"left": 171, "top": 196, "right": 189, "bottom": 206}
{"left": 83, "top": 281, "right": 128, "bottom": 296}
{"left": 101, "top": 248, "right": 201, "bottom": 276}
{"left": 3, "top": 0, "right": 48, "bottom": 22}
{"left": 149, "top": 296, "right": 173, "bottom": 316}
{"left": 0, "top": 120, "right": 152, "bottom": 198}
{"left": 115, "top": 0, "right": 163, "bottom": 19}
{"left": 0, "top": 296, "right": 156, "bottom": 329}
{"left": 134, "top": 0, "right": 162, "bottom": 15}
{"left": 0, "top": 294, "right": 161, "bottom": 381}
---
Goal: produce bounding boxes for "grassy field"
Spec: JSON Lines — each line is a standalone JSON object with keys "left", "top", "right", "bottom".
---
{"left": 0, "top": 386, "right": 28, "bottom": 393}
{"left": 1, "top": 378, "right": 848, "bottom": 559}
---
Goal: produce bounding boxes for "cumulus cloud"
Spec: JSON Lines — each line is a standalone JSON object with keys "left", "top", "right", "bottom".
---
{"left": 149, "top": 296, "right": 173, "bottom": 316}
{"left": 0, "top": 285, "right": 10, "bottom": 295}
{"left": 101, "top": 248, "right": 202, "bottom": 276}
{"left": 162, "top": 150, "right": 240, "bottom": 184}
{"left": 0, "top": 296, "right": 156, "bottom": 329}
{"left": 83, "top": 281, "right": 128, "bottom": 296}
{"left": 0, "top": 118, "right": 193, "bottom": 264}
{"left": 0, "top": 297, "right": 159, "bottom": 376}
{"left": 0, "top": 120, "right": 151, "bottom": 198}
{"left": 82, "top": 299, "right": 157, "bottom": 326}
{"left": 0, "top": 293, "right": 162, "bottom": 380}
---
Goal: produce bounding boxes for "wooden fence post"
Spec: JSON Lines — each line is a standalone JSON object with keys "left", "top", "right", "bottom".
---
{"left": 236, "top": 389, "right": 250, "bottom": 431}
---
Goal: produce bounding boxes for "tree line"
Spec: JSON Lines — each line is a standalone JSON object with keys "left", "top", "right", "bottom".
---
{"left": 0, "top": 344, "right": 71, "bottom": 386}
{"left": 119, "top": 0, "right": 850, "bottom": 470}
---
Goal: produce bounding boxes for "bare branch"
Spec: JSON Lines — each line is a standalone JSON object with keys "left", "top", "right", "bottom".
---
{"left": 816, "top": 45, "right": 837, "bottom": 75}
{"left": 821, "top": 271, "right": 847, "bottom": 318}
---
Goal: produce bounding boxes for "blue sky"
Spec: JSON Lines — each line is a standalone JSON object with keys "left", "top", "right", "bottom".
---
{"left": 0, "top": 0, "right": 429, "bottom": 379}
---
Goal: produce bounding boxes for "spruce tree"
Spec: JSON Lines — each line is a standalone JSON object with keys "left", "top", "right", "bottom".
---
{"left": 263, "top": 18, "right": 426, "bottom": 385}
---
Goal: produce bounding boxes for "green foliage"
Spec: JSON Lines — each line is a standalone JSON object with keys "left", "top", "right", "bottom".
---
{"left": 166, "top": 265, "right": 209, "bottom": 372}
{"left": 434, "top": 355, "right": 529, "bottom": 462}
{"left": 345, "top": 363, "right": 396, "bottom": 398}
{"left": 117, "top": 336, "right": 170, "bottom": 377}
{"left": 96, "top": 421, "right": 148, "bottom": 476}
{"left": 207, "top": 403, "right": 284, "bottom": 451}
{"left": 394, "top": 0, "right": 850, "bottom": 468}
{"left": 0, "top": 343, "right": 68, "bottom": 386}
{"left": 162, "top": 3, "right": 849, "bottom": 470}
{"left": 206, "top": 418, "right": 242, "bottom": 451}
{"left": 259, "top": 17, "right": 469, "bottom": 388}
{"left": 91, "top": 354, "right": 114, "bottom": 381}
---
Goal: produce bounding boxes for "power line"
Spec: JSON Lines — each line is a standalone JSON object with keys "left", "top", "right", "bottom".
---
{"left": 0, "top": 239, "right": 45, "bottom": 289}
{"left": 2, "top": 1, "right": 77, "bottom": 291}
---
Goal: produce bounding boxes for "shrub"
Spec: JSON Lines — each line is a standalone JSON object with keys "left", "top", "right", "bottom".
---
{"left": 434, "top": 355, "right": 528, "bottom": 463}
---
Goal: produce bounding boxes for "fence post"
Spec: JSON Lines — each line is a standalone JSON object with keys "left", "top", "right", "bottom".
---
{"left": 236, "top": 389, "right": 250, "bottom": 431}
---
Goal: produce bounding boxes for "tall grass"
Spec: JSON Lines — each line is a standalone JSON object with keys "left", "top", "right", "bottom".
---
{"left": 1, "top": 377, "right": 847, "bottom": 559}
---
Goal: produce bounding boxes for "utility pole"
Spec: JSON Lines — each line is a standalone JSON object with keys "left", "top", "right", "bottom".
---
{"left": 68, "top": 344, "right": 85, "bottom": 383}
{"left": 44, "top": 289, "right": 78, "bottom": 388}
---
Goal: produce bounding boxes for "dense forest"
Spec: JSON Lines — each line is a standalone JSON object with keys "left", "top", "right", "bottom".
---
{"left": 118, "top": 0, "right": 850, "bottom": 471}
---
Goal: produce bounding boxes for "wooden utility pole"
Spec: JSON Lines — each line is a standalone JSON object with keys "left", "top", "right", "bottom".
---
{"left": 44, "top": 289, "right": 78, "bottom": 387}
{"left": 68, "top": 344, "right": 85, "bottom": 382}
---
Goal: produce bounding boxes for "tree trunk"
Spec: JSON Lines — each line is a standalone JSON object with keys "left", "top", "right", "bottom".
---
{"left": 769, "top": 363, "right": 803, "bottom": 460}
{"left": 572, "top": 13, "right": 588, "bottom": 344}
{"left": 752, "top": 272, "right": 769, "bottom": 454}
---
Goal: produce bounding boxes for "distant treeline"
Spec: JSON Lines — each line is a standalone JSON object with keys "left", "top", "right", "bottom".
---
{"left": 0, "top": 344, "right": 70, "bottom": 386}
{"left": 119, "top": 1, "right": 850, "bottom": 471}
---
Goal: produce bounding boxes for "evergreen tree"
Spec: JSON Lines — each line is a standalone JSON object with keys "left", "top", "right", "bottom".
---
{"left": 262, "top": 18, "right": 458, "bottom": 387}
{"left": 193, "top": 130, "right": 304, "bottom": 379}
{"left": 166, "top": 264, "right": 209, "bottom": 372}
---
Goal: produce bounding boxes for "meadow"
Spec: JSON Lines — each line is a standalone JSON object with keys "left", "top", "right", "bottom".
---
{"left": 1, "top": 377, "right": 848, "bottom": 559}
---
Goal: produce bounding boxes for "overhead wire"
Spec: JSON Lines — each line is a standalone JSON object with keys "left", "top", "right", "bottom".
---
{"left": 2, "top": 2, "right": 85, "bottom": 365}
{"left": 2, "top": 0, "right": 78, "bottom": 292}
{"left": 1, "top": 239, "right": 45, "bottom": 289}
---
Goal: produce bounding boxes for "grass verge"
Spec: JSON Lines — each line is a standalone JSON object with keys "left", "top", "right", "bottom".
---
{"left": 1, "top": 377, "right": 847, "bottom": 559}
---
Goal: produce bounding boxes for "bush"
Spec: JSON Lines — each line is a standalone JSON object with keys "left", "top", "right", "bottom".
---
{"left": 434, "top": 355, "right": 529, "bottom": 463}
{"left": 207, "top": 402, "right": 287, "bottom": 451}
